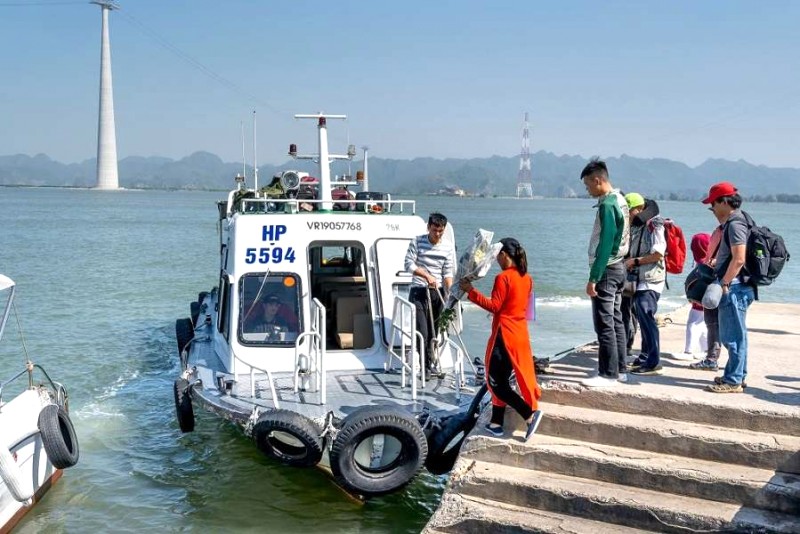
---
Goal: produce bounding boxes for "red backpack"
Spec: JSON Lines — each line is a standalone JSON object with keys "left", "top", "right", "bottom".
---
{"left": 660, "top": 219, "right": 687, "bottom": 274}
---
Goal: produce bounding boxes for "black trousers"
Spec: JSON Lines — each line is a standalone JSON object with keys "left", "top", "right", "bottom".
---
{"left": 489, "top": 332, "right": 534, "bottom": 425}
{"left": 591, "top": 262, "right": 627, "bottom": 378}
{"left": 409, "top": 286, "right": 444, "bottom": 369}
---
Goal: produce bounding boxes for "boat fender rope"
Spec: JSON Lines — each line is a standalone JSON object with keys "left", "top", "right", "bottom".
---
{"left": 319, "top": 411, "right": 338, "bottom": 448}
{"left": 244, "top": 406, "right": 263, "bottom": 438}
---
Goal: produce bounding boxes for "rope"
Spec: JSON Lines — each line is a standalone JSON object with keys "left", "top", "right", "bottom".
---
{"left": 11, "top": 301, "right": 31, "bottom": 365}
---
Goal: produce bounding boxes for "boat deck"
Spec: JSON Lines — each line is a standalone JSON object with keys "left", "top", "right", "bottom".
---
{"left": 192, "top": 363, "right": 480, "bottom": 425}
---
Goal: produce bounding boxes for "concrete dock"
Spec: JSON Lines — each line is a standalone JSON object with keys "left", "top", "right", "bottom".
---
{"left": 424, "top": 302, "right": 800, "bottom": 533}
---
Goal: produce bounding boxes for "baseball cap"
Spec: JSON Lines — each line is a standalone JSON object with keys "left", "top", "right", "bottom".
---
{"left": 624, "top": 192, "right": 645, "bottom": 209}
{"left": 702, "top": 182, "right": 738, "bottom": 204}
{"left": 264, "top": 294, "right": 280, "bottom": 304}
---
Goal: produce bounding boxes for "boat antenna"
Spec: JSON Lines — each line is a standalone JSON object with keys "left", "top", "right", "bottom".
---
{"left": 361, "top": 145, "right": 369, "bottom": 192}
{"left": 241, "top": 120, "right": 247, "bottom": 182}
{"left": 292, "top": 113, "right": 352, "bottom": 212}
{"left": 253, "top": 109, "right": 258, "bottom": 190}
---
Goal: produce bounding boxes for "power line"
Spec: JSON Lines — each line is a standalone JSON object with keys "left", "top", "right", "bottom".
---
{"left": 115, "top": 9, "right": 288, "bottom": 117}
{"left": 0, "top": 1, "right": 85, "bottom": 5}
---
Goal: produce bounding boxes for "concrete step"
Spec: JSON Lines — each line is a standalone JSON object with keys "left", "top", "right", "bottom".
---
{"left": 538, "top": 402, "right": 800, "bottom": 474}
{"left": 461, "top": 434, "right": 800, "bottom": 515}
{"left": 541, "top": 380, "right": 800, "bottom": 436}
{"left": 424, "top": 493, "right": 654, "bottom": 534}
{"left": 452, "top": 460, "right": 800, "bottom": 533}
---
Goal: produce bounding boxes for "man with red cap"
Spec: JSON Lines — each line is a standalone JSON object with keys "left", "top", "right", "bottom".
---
{"left": 702, "top": 181, "right": 754, "bottom": 393}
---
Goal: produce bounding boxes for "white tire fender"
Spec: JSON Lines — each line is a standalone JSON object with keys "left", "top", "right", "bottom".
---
{"left": 0, "top": 445, "right": 34, "bottom": 503}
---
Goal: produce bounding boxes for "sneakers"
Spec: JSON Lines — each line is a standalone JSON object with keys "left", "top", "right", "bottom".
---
{"left": 627, "top": 356, "right": 647, "bottom": 370}
{"left": 631, "top": 365, "right": 663, "bottom": 376}
{"left": 707, "top": 381, "right": 743, "bottom": 393}
{"left": 673, "top": 351, "right": 700, "bottom": 361}
{"left": 525, "top": 410, "right": 543, "bottom": 441}
{"left": 714, "top": 376, "right": 747, "bottom": 389}
{"left": 689, "top": 359, "right": 719, "bottom": 371}
{"left": 485, "top": 423, "right": 504, "bottom": 437}
{"left": 581, "top": 375, "right": 618, "bottom": 388}
{"left": 617, "top": 373, "right": 628, "bottom": 383}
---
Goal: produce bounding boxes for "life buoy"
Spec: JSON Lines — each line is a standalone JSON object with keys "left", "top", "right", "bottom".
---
{"left": 424, "top": 384, "right": 488, "bottom": 475}
{"left": 38, "top": 404, "right": 80, "bottom": 470}
{"left": 329, "top": 406, "right": 427, "bottom": 497}
{"left": 175, "top": 318, "right": 194, "bottom": 363}
{"left": 173, "top": 378, "right": 195, "bottom": 433}
{"left": 0, "top": 445, "right": 34, "bottom": 502}
{"left": 252, "top": 410, "right": 323, "bottom": 468}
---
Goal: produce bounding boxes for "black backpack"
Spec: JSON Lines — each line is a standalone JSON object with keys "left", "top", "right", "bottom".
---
{"left": 727, "top": 211, "right": 790, "bottom": 287}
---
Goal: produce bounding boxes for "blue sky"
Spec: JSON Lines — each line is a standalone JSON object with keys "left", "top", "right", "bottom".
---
{"left": 1, "top": 0, "right": 799, "bottom": 167}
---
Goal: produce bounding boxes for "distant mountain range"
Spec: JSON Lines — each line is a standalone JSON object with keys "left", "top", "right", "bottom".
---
{"left": 2, "top": 151, "right": 800, "bottom": 200}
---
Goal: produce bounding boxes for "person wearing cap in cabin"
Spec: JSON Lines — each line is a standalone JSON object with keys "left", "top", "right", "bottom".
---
{"left": 244, "top": 294, "right": 290, "bottom": 335}
{"left": 624, "top": 192, "right": 667, "bottom": 376}
{"left": 404, "top": 212, "right": 455, "bottom": 378}
{"left": 578, "top": 159, "right": 630, "bottom": 388}
{"left": 701, "top": 181, "right": 753, "bottom": 393}
{"left": 460, "top": 237, "right": 542, "bottom": 441}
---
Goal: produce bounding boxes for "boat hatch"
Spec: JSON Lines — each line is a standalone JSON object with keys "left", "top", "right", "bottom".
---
{"left": 308, "top": 242, "right": 374, "bottom": 351}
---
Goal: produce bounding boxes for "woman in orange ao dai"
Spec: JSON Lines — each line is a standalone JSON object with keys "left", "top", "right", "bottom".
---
{"left": 459, "top": 237, "right": 542, "bottom": 440}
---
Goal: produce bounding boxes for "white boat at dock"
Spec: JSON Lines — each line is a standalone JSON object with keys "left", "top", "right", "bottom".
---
{"left": 0, "top": 274, "right": 80, "bottom": 534}
{"left": 173, "top": 113, "right": 487, "bottom": 498}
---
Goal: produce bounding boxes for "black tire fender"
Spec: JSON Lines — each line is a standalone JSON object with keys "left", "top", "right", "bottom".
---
{"left": 252, "top": 410, "right": 323, "bottom": 468}
{"left": 173, "top": 378, "right": 195, "bottom": 433}
{"left": 424, "top": 384, "right": 488, "bottom": 475}
{"left": 175, "top": 318, "right": 194, "bottom": 361}
{"left": 37, "top": 404, "right": 80, "bottom": 469}
{"left": 329, "top": 406, "right": 427, "bottom": 497}
{"left": 190, "top": 301, "right": 200, "bottom": 326}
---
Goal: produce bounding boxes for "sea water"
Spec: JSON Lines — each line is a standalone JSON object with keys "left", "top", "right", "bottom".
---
{"left": 1, "top": 188, "right": 797, "bottom": 533}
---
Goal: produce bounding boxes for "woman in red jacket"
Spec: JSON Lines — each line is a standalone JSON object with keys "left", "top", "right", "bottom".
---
{"left": 459, "top": 237, "right": 542, "bottom": 440}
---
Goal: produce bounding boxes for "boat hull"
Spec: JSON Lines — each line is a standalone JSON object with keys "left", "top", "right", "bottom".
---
{"left": 0, "top": 390, "right": 62, "bottom": 534}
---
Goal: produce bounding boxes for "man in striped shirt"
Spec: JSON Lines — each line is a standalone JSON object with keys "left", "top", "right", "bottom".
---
{"left": 405, "top": 212, "right": 455, "bottom": 378}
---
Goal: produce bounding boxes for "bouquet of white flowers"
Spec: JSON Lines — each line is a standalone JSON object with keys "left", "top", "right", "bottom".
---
{"left": 436, "top": 229, "right": 501, "bottom": 334}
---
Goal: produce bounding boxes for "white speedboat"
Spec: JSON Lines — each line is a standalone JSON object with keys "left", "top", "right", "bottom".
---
{"left": 0, "top": 275, "right": 79, "bottom": 533}
{"left": 174, "top": 113, "right": 486, "bottom": 497}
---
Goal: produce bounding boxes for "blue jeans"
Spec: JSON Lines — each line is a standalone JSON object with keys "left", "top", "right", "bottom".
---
{"left": 634, "top": 290, "right": 661, "bottom": 368}
{"left": 718, "top": 283, "right": 754, "bottom": 385}
{"left": 591, "top": 262, "right": 627, "bottom": 378}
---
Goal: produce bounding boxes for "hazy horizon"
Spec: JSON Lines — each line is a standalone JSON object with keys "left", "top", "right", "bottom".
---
{"left": 1, "top": 1, "right": 798, "bottom": 168}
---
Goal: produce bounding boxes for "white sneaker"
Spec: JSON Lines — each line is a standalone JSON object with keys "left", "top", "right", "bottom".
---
{"left": 581, "top": 375, "right": 618, "bottom": 388}
{"left": 672, "top": 352, "right": 700, "bottom": 361}
{"left": 617, "top": 373, "right": 628, "bottom": 383}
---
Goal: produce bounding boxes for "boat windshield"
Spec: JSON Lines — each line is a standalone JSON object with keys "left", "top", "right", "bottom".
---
{"left": 239, "top": 273, "right": 302, "bottom": 345}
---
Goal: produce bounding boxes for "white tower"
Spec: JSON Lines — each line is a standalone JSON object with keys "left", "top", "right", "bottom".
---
{"left": 515, "top": 112, "right": 533, "bottom": 198}
{"left": 92, "top": 1, "right": 119, "bottom": 190}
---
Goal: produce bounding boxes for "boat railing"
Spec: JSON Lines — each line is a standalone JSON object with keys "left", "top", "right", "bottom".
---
{"left": 230, "top": 350, "right": 281, "bottom": 410}
{"left": 385, "top": 296, "right": 425, "bottom": 400}
{"left": 293, "top": 298, "right": 327, "bottom": 405}
{"left": 0, "top": 361, "right": 68, "bottom": 408}
{"left": 238, "top": 197, "right": 417, "bottom": 216}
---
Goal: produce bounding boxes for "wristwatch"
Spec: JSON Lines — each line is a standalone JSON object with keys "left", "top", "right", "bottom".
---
{"left": 634, "top": 258, "right": 640, "bottom": 267}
